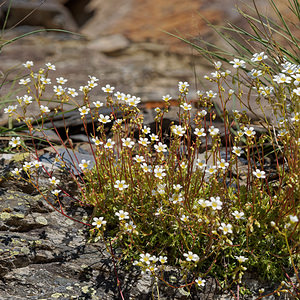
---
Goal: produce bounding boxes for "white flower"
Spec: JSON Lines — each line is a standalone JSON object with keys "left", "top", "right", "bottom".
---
{"left": 115, "top": 210, "right": 129, "bottom": 220}
{"left": 195, "top": 159, "right": 206, "bottom": 170}
{"left": 217, "top": 159, "right": 229, "bottom": 169}
{"left": 211, "top": 71, "right": 221, "bottom": 78}
{"left": 19, "top": 78, "right": 31, "bottom": 85}
{"left": 22, "top": 95, "right": 33, "bottom": 105}
{"left": 127, "top": 96, "right": 141, "bottom": 107}
{"left": 251, "top": 52, "right": 268, "bottom": 62}
{"left": 154, "top": 142, "right": 167, "bottom": 153}
{"left": 219, "top": 223, "right": 233, "bottom": 234}
{"left": 114, "top": 91, "right": 123, "bottom": 100}
{"left": 93, "top": 101, "right": 104, "bottom": 108}
{"left": 12, "top": 167, "right": 21, "bottom": 176}
{"left": 180, "top": 103, "right": 192, "bottom": 111}
{"left": 104, "top": 138, "right": 115, "bottom": 149}
{"left": 253, "top": 169, "right": 266, "bottom": 179}
{"left": 209, "top": 126, "right": 219, "bottom": 136}
{"left": 244, "top": 126, "right": 256, "bottom": 137}
{"left": 205, "top": 165, "right": 217, "bottom": 175}
{"left": 210, "top": 197, "right": 222, "bottom": 210}
{"left": 292, "top": 74, "right": 300, "bottom": 86}
{"left": 79, "top": 159, "right": 90, "bottom": 170}
{"left": 79, "top": 106, "right": 90, "bottom": 116}
{"left": 142, "top": 126, "right": 151, "bottom": 134}
{"left": 22, "top": 162, "right": 32, "bottom": 171}
{"left": 180, "top": 214, "right": 189, "bottom": 222}
{"left": 289, "top": 215, "right": 299, "bottom": 223}
{"left": 56, "top": 77, "right": 68, "bottom": 85}
{"left": 45, "top": 62, "right": 56, "bottom": 70}
{"left": 235, "top": 255, "right": 248, "bottom": 263}
{"left": 49, "top": 176, "right": 60, "bottom": 186}
{"left": 149, "top": 134, "right": 159, "bottom": 142}
{"left": 206, "top": 90, "right": 217, "bottom": 98}
{"left": 51, "top": 189, "right": 61, "bottom": 196}
{"left": 114, "top": 180, "right": 129, "bottom": 191}
{"left": 232, "top": 146, "right": 244, "bottom": 156}
{"left": 140, "top": 253, "right": 151, "bottom": 265}
{"left": 141, "top": 163, "right": 152, "bottom": 173}
{"left": 248, "top": 69, "right": 262, "bottom": 78}
{"left": 4, "top": 105, "right": 17, "bottom": 114}
{"left": 154, "top": 166, "right": 166, "bottom": 179}
{"left": 9, "top": 137, "right": 22, "bottom": 148}
{"left": 194, "top": 128, "right": 206, "bottom": 137}
{"left": 125, "top": 221, "right": 136, "bottom": 232}
{"left": 172, "top": 125, "right": 186, "bottom": 137}
{"left": 155, "top": 107, "right": 161, "bottom": 113}
{"left": 230, "top": 58, "right": 246, "bottom": 69}
{"left": 196, "top": 277, "right": 206, "bottom": 287}
{"left": 122, "top": 137, "right": 135, "bottom": 148}
{"left": 173, "top": 184, "right": 182, "bottom": 192}
{"left": 102, "top": 84, "right": 115, "bottom": 93}
{"left": 138, "top": 137, "right": 150, "bottom": 146}
{"left": 32, "top": 160, "right": 42, "bottom": 168}
{"left": 169, "top": 193, "right": 179, "bottom": 203}
{"left": 88, "top": 75, "right": 99, "bottom": 82}
{"left": 159, "top": 256, "right": 168, "bottom": 264}
{"left": 67, "top": 88, "right": 78, "bottom": 97}
{"left": 197, "top": 90, "right": 205, "bottom": 97}
{"left": 121, "top": 93, "right": 131, "bottom": 103}
{"left": 23, "top": 61, "right": 34, "bottom": 68}
{"left": 53, "top": 85, "right": 65, "bottom": 96}
{"left": 293, "top": 87, "right": 300, "bottom": 96}
{"left": 232, "top": 211, "right": 245, "bottom": 220}
{"left": 214, "top": 61, "right": 222, "bottom": 69}
{"left": 273, "top": 73, "right": 292, "bottom": 84}
{"left": 92, "top": 137, "right": 103, "bottom": 146}
{"left": 162, "top": 94, "right": 172, "bottom": 102}
{"left": 92, "top": 217, "right": 107, "bottom": 228}
{"left": 178, "top": 81, "right": 189, "bottom": 93}
{"left": 98, "top": 114, "right": 111, "bottom": 124}
{"left": 134, "top": 155, "right": 145, "bottom": 163}
{"left": 198, "top": 199, "right": 211, "bottom": 208}
{"left": 183, "top": 251, "right": 199, "bottom": 262}
{"left": 228, "top": 89, "right": 235, "bottom": 96}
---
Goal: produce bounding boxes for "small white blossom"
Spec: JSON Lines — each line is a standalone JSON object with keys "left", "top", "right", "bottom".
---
{"left": 183, "top": 251, "right": 199, "bottom": 262}
{"left": 154, "top": 142, "right": 167, "bottom": 153}
{"left": 244, "top": 126, "right": 256, "bottom": 137}
{"left": 289, "top": 215, "right": 299, "bottom": 223}
{"left": 92, "top": 217, "right": 107, "bottom": 229}
{"left": 115, "top": 210, "right": 129, "bottom": 220}
{"left": 45, "top": 63, "right": 56, "bottom": 70}
{"left": 178, "top": 81, "right": 189, "bottom": 93}
{"left": 114, "top": 180, "right": 129, "bottom": 191}
{"left": 180, "top": 102, "right": 192, "bottom": 111}
{"left": 23, "top": 61, "right": 34, "bottom": 68}
{"left": 253, "top": 169, "right": 266, "bottom": 179}
{"left": 219, "top": 223, "right": 233, "bottom": 234}
{"left": 49, "top": 176, "right": 60, "bottom": 186}
{"left": 104, "top": 138, "right": 115, "bottom": 149}
{"left": 56, "top": 77, "right": 68, "bottom": 85}
{"left": 172, "top": 125, "right": 186, "bottom": 137}
{"left": 251, "top": 52, "right": 268, "bottom": 62}
{"left": 53, "top": 85, "right": 65, "bottom": 96}
{"left": 79, "top": 106, "right": 90, "bottom": 116}
{"left": 196, "top": 277, "right": 206, "bottom": 287}
{"left": 230, "top": 58, "right": 246, "bottom": 68}
{"left": 162, "top": 94, "right": 172, "bottom": 102}
{"left": 122, "top": 138, "right": 135, "bottom": 148}
{"left": 102, "top": 84, "right": 115, "bottom": 93}
{"left": 93, "top": 101, "right": 104, "bottom": 108}
{"left": 67, "top": 88, "right": 78, "bottom": 97}
{"left": 210, "top": 197, "right": 222, "bottom": 210}
{"left": 232, "top": 211, "right": 245, "bottom": 220}
{"left": 79, "top": 159, "right": 90, "bottom": 170}
{"left": 273, "top": 73, "right": 292, "bottom": 84}
{"left": 206, "top": 90, "right": 217, "bottom": 98}
{"left": 209, "top": 126, "right": 219, "bottom": 136}
{"left": 134, "top": 155, "right": 145, "bottom": 163}
{"left": 232, "top": 146, "right": 244, "bottom": 156}
{"left": 154, "top": 166, "right": 166, "bottom": 179}
{"left": 235, "top": 255, "right": 248, "bottom": 263}
{"left": 98, "top": 114, "right": 111, "bottom": 124}
{"left": 92, "top": 137, "right": 103, "bottom": 146}
{"left": 19, "top": 78, "right": 31, "bottom": 85}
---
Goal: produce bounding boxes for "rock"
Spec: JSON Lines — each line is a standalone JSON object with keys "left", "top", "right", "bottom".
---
{"left": 87, "top": 34, "right": 130, "bottom": 55}
{"left": 1, "top": 0, "right": 78, "bottom": 31}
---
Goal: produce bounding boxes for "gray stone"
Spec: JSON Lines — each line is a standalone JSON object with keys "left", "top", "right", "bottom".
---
{"left": 87, "top": 34, "right": 130, "bottom": 55}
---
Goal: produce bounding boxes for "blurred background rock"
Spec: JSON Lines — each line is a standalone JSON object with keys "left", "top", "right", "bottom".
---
{"left": 0, "top": 0, "right": 293, "bottom": 123}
